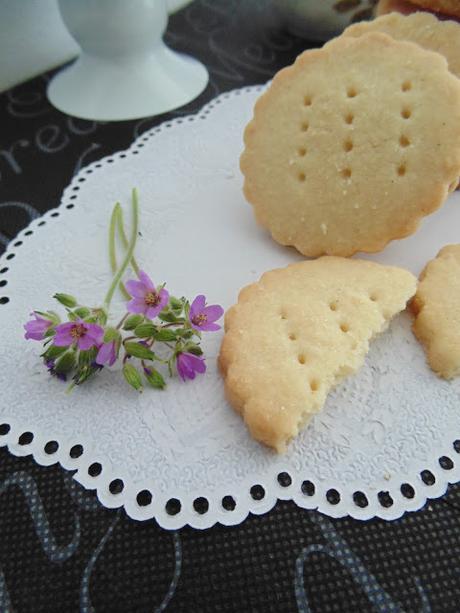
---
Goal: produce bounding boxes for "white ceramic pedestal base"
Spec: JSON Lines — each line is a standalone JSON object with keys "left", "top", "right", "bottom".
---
{"left": 48, "top": 42, "right": 208, "bottom": 121}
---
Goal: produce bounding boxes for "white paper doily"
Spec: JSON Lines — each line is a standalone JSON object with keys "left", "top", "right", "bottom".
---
{"left": 1, "top": 86, "right": 460, "bottom": 529}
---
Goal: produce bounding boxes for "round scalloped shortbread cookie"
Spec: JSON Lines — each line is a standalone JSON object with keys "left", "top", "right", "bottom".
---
{"left": 343, "top": 12, "right": 460, "bottom": 79}
{"left": 411, "top": 245, "right": 460, "bottom": 379}
{"left": 240, "top": 33, "right": 460, "bottom": 257}
{"left": 219, "top": 257, "right": 416, "bottom": 453}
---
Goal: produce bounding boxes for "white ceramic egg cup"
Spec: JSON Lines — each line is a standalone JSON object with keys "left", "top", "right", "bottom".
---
{"left": 48, "top": 0, "right": 208, "bottom": 121}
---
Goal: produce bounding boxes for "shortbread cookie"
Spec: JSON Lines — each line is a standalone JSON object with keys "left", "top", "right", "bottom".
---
{"left": 219, "top": 258, "right": 416, "bottom": 453}
{"left": 412, "top": 245, "right": 460, "bottom": 379}
{"left": 240, "top": 33, "right": 460, "bottom": 257}
{"left": 343, "top": 12, "right": 460, "bottom": 79}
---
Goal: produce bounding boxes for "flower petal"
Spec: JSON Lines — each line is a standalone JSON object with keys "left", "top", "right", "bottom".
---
{"left": 85, "top": 323, "right": 104, "bottom": 343}
{"left": 24, "top": 316, "right": 52, "bottom": 340}
{"left": 53, "top": 331, "right": 74, "bottom": 347}
{"left": 183, "top": 352, "right": 206, "bottom": 374}
{"left": 181, "top": 362, "right": 196, "bottom": 380}
{"left": 78, "top": 334, "right": 97, "bottom": 351}
{"left": 55, "top": 322, "right": 75, "bottom": 334}
{"left": 159, "top": 289, "right": 169, "bottom": 309}
{"left": 176, "top": 354, "right": 190, "bottom": 381}
{"left": 145, "top": 305, "right": 162, "bottom": 320}
{"left": 199, "top": 321, "right": 221, "bottom": 332}
{"left": 190, "top": 294, "right": 206, "bottom": 319}
{"left": 126, "top": 279, "right": 147, "bottom": 298}
{"left": 127, "top": 298, "right": 147, "bottom": 314}
{"left": 202, "top": 305, "right": 224, "bottom": 323}
{"left": 138, "top": 270, "right": 155, "bottom": 292}
{"left": 96, "top": 341, "right": 116, "bottom": 366}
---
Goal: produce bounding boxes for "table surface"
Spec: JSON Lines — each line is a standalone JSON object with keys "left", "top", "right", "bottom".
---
{"left": 1, "top": 2, "right": 460, "bottom": 612}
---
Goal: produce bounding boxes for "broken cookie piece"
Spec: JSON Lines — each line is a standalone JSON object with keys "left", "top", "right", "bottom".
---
{"left": 412, "top": 245, "right": 460, "bottom": 379}
{"left": 219, "top": 258, "right": 416, "bottom": 453}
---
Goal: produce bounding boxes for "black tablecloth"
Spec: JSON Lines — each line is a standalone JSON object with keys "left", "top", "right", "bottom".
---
{"left": 1, "top": 2, "right": 460, "bottom": 611}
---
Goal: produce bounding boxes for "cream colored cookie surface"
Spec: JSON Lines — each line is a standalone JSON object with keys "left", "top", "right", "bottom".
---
{"left": 343, "top": 12, "right": 460, "bottom": 80}
{"left": 240, "top": 33, "right": 460, "bottom": 257}
{"left": 219, "top": 258, "right": 417, "bottom": 453}
{"left": 412, "top": 245, "right": 460, "bottom": 379}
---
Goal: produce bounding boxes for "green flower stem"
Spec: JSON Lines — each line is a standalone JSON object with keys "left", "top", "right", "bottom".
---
{"left": 116, "top": 313, "right": 129, "bottom": 330}
{"left": 104, "top": 189, "right": 139, "bottom": 310}
{"left": 108, "top": 202, "right": 130, "bottom": 300}
{"left": 108, "top": 203, "right": 120, "bottom": 274}
{"left": 116, "top": 206, "right": 140, "bottom": 276}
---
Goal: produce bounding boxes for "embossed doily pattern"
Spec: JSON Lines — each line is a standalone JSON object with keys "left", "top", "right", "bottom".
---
{"left": 0, "top": 86, "right": 460, "bottom": 528}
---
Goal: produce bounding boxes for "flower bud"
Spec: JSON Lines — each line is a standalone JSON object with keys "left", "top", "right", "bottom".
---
{"left": 124, "top": 341, "right": 156, "bottom": 360}
{"left": 176, "top": 328, "right": 193, "bottom": 340}
{"left": 123, "top": 363, "right": 143, "bottom": 392}
{"left": 184, "top": 343, "right": 203, "bottom": 356}
{"left": 103, "top": 327, "right": 120, "bottom": 343}
{"left": 92, "top": 308, "right": 108, "bottom": 325}
{"left": 144, "top": 367, "right": 166, "bottom": 390}
{"left": 134, "top": 322, "right": 156, "bottom": 338}
{"left": 152, "top": 328, "right": 176, "bottom": 342}
{"left": 54, "top": 293, "right": 78, "bottom": 308}
{"left": 41, "top": 310, "right": 60, "bottom": 325}
{"left": 74, "top": 306, "right": 91, "bottom": 319}
{"left": 169, "top": 296, "right": 183, "bottom": 310}
{"left": 123, "top": 314, "right": 144, "bottom": 330}
{"left": 158, "top": 311, "right": 179, "bottom": 323}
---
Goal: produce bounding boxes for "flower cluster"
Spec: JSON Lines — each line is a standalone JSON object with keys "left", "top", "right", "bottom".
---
{"left": 24, "top": 274, "right": 223, "bottom": 392}
{"left": 23, "top": 190, "right": 223, "bottom": 392}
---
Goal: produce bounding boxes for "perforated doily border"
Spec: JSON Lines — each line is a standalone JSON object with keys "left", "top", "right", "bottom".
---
{"left": 1, "top": 85, "right": 460, "bottom": 529}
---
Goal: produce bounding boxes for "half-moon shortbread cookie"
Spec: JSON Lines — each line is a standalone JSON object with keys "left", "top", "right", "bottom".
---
{"left": 240, "top": 33, "right": 460, "bottom": 257}
{"left": 219, "top": 257, "right": 416, "bottom": 452}
{"left": 343, "top": 12, "right": 460, "bottom": 80}
{"left": 412, "top": 245, "right": 460, "bottom": 379}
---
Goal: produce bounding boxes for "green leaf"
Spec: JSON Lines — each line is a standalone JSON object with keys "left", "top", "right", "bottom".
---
{"left": 144, "top": 368, "right": 166, "bottom": 390}
{"left": 42, "top": 345, "right": 67, "bottom": 360}
{"left": 74, "top": 306, "right": 90, "bottom": 319}
{"left": 44, "top": 328, "right": 56, "bottom": 338}
{"left": 123, "top": 363, "right": 143, "bottom": 392}
{"left": 54, "top": 293, "right": 78, "bottom": 308}
{"left": 103, "top": 327, "right": 120, "bottom": 343}
{"left": 124, "top": 341, "right": 156, "bottom": 360}
{"left": 67, "top": 311, "right": 78, "bottom": 322}
{"left": 55, "top": 351, "right": 77, "bottom": 374}
{"left": 123, "top": 314, "right": 144, "bottom": 330}
{"left": 184, "top": 343, "right": 203, "bottom": 356}
{"left": 152, "top": 328, "right": 177, "bottom": 342}
{"left": 134, "top": 322, "right": 156, "bottom": 338}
